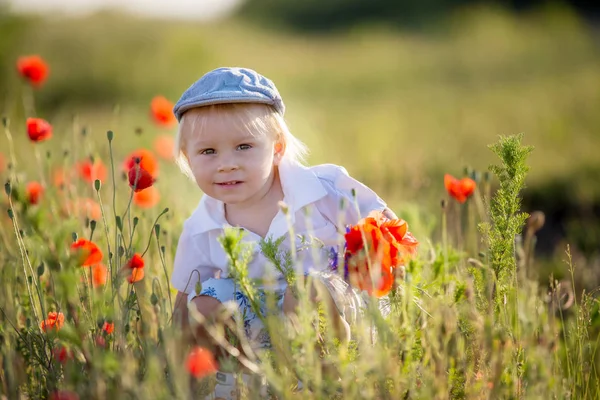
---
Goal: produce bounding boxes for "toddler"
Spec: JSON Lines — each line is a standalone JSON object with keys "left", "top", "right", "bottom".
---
{"left": 170, "top": 67, "right": 397, "bottom": 397}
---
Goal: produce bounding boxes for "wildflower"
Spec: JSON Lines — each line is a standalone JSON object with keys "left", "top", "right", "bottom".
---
{"left": 444, "top": 174, "right": 476, "bottom": 203}
{"left": 0, "top": 152, "right": 5, "bottom": 175}
{"left": 133, "top": 186, "right": 160, "bottom": 208}
{"left": 128, "top": 165, "right": 155, "bottom": 192}
{"left": 26, "top": 181, "right": 44, "bottom": 204}
{"left": 49, "top": 391, "right": 79, "bottom": 400}
{"left": 127, "top": 268, "right": 145, "bottom": 284}
{"left": 53, "top": 345, "right": 72, "bottom": 364}
{"left": 102, "top": 321, "right": 115, "bottom": 334}
{"left": 40, "top": 311, "right": 65, "bottom": 332}
{"left": 122, "top": 149, "right": 158, "bottom": 178}
{"left": 26, "top": 117, "right": 52, "bottom": 142}
{"left": 343, "top": 211, "right": 418, "bottom": 297}
{"left": 71, "top": 239, "right": 103, "bottom": 266}
{"left": 125, "top": 253, "right": 145, "bottom": 270}
{"left": 77, "top": 159, "right": 107, "bottom": 183}
{"left": 153, "top": 135, "right": 175, "bottom": 160}
{"left": 119, "top": 253, "right": 145, "bottom": 283}
{"left": 91, "top": 264, "right": 108, "bottom": 287}
{"left": 186, "top": 346, "right": 218, "bottom": 378}
{"left": 346, "top": 212, "right": 418, "bottom": 269}
{"left": 150, "top": 96, "right": 176, "bottom": 128}
{"left": 123, "top": 253, "right": 145, "bottom": 283}
{"left": 17, "top": 55, "right": 49, "bottom": 87}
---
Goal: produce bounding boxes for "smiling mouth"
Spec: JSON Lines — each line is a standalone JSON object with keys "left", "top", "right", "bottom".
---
{"left": 216, "top": 181, "right": 242, "bottom": 186}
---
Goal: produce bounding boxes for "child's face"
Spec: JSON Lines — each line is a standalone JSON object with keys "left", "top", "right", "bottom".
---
{"left": 182, "top": 108, "right": 282, "bottom": 207}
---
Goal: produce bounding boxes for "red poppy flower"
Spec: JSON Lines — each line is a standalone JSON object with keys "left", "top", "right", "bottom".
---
{"left": 347, "top": 265, "right": 395, "bottom": 298}
{"left": 126, "top": 253, "right": 145, "bottom": 269}
{"left": 150, "top": 96, "right": 176, "bottom": 128}
{"left": 133, "top": 186, "right": 160, "bottom": 208}
{"left": 102, "top": 321, "right": 115, "bottom": 334}
{"left": 53, "top": 346, "right": 72, "bottom": 364}
{"left": 40, "top": 311, "right": 65, "bottom": 332}
{"left": 127, "top": 268, "right": 145, "bottom": 284}
{"left": 444, "top": 174, "right": 476, "bottom": 203}
{"left": 17, "top": 55, "right": 49, "bottom": 87}
{"left": 91, "top": 264, "right": 108, "bottom": 287}
{"left": 186, "top": 346, "right": 218, "bottom": 378}
{"left": 0, "top": 152, "right": 6, "bottom": 175}
{"left": 27, "top": 118, "right": 53, "bottom": 142}
{"left": 77, "top": 159, "right": 107, "bottom": 183}
{"left": 71, "top": 239, "right": 103, "bottom": 266}
{"left": 128, "top": 165, "right": 155, "bottom": 192}
{"left": 121, "top": 254, "right": 145, "bottom": 283}
{"left": 26, "top": 181, "right": 44, "bottom": 205}
{"left": 343, "top": 211, "right": 419, "bottom": 297}
{"left": 49, "top": 391, "right": 79, "bottom": 400}
{"left": 153, "top": 135, "right": 175, "bottom": 160}
{"left": 122, "top": 149, "right": 158, "bottom": 178}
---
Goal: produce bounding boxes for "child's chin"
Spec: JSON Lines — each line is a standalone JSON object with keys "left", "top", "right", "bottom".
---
{"left": 216, "top": 194, "right": 246, "bottom": 204}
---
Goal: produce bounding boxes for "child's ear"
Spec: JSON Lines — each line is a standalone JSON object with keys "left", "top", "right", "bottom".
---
{"left": 273, "top": 141, "right": 285, "bottom": 164}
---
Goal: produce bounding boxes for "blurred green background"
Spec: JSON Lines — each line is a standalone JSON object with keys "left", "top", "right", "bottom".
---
{"left": 1, "top": 0, "right": 599, "bottom": 282}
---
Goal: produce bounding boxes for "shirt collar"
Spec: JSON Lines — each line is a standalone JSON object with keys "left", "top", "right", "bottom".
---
{"left": 188, "top": 160, "right": 328, "bottom": 235}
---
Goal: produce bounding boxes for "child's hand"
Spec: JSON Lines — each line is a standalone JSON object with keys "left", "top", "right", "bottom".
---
{"left": 382, "top": 207, "right": 398, "bottom": 220}
{"left": 366, "top": 208, "right": 398, "bottom": 221}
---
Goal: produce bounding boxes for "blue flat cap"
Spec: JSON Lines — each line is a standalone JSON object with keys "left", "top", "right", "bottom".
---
{"left": 173, "top": 67, "right": 285, "bottom": 121}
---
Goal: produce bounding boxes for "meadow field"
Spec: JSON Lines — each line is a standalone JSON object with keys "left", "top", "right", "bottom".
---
{"left": 1, "top": 5, "right": 600, "bottom": 399}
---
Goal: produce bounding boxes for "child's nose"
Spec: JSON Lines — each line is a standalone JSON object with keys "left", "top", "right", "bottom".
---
{"left": 217, "top": 154, "right": 239, "bottom": 172}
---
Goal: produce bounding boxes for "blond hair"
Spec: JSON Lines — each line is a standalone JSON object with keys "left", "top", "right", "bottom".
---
{"left": 174, "top": 103, "right": 308, "bottom": 180}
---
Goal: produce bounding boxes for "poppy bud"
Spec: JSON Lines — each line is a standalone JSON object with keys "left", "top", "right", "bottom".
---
{"left": 128, "top": 166, "right": 155, "bottom": 192}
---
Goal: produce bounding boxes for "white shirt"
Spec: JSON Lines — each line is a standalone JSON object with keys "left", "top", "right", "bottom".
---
{"left": 171, "top": 161, "right": 387, "bottom": 294}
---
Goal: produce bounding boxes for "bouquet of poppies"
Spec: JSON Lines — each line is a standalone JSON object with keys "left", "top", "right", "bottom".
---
{"left": 332, "top": 211, "right": 419, "bottom": 297}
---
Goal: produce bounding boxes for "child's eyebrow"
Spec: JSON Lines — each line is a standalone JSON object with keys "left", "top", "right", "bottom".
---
{"left": 236, "top": 137, "right": 256, "bottom": 142}
{"left": 192, "top": 136, "right": 255, "bottom": 146}
{"left": 193, "top": 139, "right": 215, "bottom": 145}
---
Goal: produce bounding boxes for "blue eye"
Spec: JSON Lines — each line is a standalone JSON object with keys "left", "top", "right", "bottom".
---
{"left": 238, "top": 144, "right": 252, "bottom": 150}
{"left": 200, "top": 149, "right": 215, "bottom": 155}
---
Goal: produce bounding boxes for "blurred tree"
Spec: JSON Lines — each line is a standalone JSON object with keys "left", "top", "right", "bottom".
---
{"left": 238, "top": 0, "right": 600, "bottom": 32}
{"left": 238, "top": 0, "right": 472, "bottom": 31}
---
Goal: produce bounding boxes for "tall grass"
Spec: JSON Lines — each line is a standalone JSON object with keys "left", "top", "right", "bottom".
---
{"left": 1, "top": 117, "right": 598, "bottom": 398}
